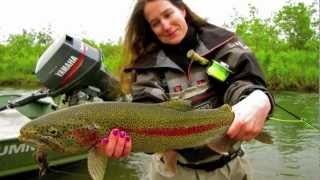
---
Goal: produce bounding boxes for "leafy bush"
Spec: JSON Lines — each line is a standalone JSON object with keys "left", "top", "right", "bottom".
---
{"left": 0, "top": 2, "right": 318, "bottom": 91}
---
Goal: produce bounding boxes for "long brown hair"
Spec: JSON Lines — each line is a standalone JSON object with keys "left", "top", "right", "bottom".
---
{"left": 120, "top": 0, "right": 208, "bottom": 94}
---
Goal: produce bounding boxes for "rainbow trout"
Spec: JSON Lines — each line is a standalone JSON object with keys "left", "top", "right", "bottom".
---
{"left": 19, "top": 100, "right": 272, "bottom": 180}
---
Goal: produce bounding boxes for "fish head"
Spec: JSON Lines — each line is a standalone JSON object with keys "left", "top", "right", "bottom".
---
{"left": 19, "top": 110, "right": 102, "bottom": 154}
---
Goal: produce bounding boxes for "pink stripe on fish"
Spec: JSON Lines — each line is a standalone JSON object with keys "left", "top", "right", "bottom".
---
{"left": 124, "top": 124, "right": 218, "bottom": 137}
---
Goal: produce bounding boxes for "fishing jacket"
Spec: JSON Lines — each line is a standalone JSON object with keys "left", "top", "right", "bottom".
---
{"left": 126, "top": 23, "right": 274, "bottom": 164}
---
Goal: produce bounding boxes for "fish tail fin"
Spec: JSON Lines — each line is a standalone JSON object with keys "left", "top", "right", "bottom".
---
{"left": 207, "top": 135, "right": 236, "bottom": 155}
{"left": 88, "top": 148, "right": 108, "bottom": 180}
{"left": 255, "top": 131, "right": 273, "bottom": 144}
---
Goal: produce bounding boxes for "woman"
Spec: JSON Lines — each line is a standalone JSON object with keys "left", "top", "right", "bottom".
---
{"left": 100, "top": 0, "right": 273, "bottom": 179}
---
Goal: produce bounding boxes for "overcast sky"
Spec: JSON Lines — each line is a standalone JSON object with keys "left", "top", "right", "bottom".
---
{"left": 0, "top": 0, "right": 317, "bottom": 43}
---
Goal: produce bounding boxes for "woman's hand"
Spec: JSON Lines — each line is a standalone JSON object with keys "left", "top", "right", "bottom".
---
{"left": 99, "top": 128, "right": 132, "bottom": 158}
{"left": 227, "top": 90, "right": 271, "bottom": 141}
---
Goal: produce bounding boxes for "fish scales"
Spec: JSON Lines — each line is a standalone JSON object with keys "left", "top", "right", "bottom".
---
{"left": 19, "top": 100, "right": 273, "bottom": 180}
{"left": 20, "top": 101, "right": 234, "bottom": 153}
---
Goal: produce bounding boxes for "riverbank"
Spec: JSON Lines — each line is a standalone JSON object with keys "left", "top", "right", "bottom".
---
{"left": 0, "top": 75, "right": 41, "bottom": 90}
{"left": 0, "top": 78, "right": 318, "bottom": 92}
{"left": 1, "top": 2, "right": 318, "bottom": 93}
{"left": 0, "top": 80, "right": 41, "bottom": 89}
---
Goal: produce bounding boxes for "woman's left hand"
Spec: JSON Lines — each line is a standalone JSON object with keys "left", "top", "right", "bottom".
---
{"left": 98, "top": 128, "right": 132, "bottom": 158}
{"left": 227, "top": 90, "right": 271, "bottom": 141}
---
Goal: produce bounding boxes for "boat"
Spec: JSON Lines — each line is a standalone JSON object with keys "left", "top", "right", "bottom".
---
{"left": 0, "top": 35, "right": 119, "bottom": 177}
{"left": 0, "top": 94, "right": 87, "bottom": 177}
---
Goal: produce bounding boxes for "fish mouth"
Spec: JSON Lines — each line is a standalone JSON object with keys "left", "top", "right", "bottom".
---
{"left": 19, "top": 135, "right": 42, "bottom": 146}
{"left": 19, "top": 133, "right": 66, "bottom": 153}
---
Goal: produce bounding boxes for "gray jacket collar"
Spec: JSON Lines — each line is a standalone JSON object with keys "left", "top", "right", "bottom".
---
{"left": 130, "top": 40, "right": 210, "bottom": 73}
{"left": 128, "top": 24, "right": 235, "bottom": 72}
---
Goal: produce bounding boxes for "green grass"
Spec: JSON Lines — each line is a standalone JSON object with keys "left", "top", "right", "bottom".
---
{"left": 0, "top": 32, "right": 318, "bottom": 92}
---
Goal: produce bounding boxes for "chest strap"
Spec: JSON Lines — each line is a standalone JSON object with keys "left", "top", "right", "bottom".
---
{"left": 177, "top": 148, "right": 244, "bottom": 172}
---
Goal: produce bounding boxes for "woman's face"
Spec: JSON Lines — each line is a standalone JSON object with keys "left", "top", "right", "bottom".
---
{"left": 144, "top": 0, "right": 188, "bottom": 45}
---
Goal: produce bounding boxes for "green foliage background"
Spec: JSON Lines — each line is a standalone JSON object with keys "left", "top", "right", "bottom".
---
{"left": 0, "top": 2, "right": 318, "bottom": 91}
{"left": 227, "top": 1, "right": 319, "bottom": 91}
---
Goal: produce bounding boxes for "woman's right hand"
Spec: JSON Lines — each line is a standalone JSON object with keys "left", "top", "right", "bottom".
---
{"left": 99, "top": 128, "right": 132, "bottom": 158}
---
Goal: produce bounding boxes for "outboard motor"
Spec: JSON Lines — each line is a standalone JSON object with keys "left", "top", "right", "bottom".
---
{"left": 0, "top": 35, "right": 123, "bottom": 111}
{"left": 35, "top": 34, "right": 122, "bottom": 101}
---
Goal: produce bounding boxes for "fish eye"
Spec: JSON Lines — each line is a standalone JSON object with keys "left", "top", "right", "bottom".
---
{"left": 48, "top": 127, "right": 59, "bottom": 136}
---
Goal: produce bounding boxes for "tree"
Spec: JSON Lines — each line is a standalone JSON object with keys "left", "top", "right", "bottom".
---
{"left": 273, "top": 1, "right": 319, "bottom": 50}
{"left": 228, "top": 5, "right": 280, "bottom": 52}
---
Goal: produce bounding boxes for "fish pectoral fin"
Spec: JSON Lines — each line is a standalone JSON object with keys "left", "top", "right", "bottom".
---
{"left": 255, "top": 131, "right": 273, "bottom": 144}
{"left": 207, "top": 135, "right": 235, "bottom": 155}
{"left": 88, "top": 148, "right": 108, "bottom": 180}
{"left": 152, "top": 151, "right": 177, "bottom": 178}
{"left": 33, "top": 148, "right": 48, "bottom": 177}
{"left": 159, "top": 100, "right": 193, "bottom": 111}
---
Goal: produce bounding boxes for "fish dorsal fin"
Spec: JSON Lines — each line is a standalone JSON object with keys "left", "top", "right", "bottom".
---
{"left": 88, "top": 148, "right": 108, "bottom": 180}
{"left": 159, "top": 100, "right": 193, "bottom": 111}
{"left": 218, "top": 104, "right": 233, "bottom": 113}
{"left": 255, "top": 131, "right": 273, "bottom": 144}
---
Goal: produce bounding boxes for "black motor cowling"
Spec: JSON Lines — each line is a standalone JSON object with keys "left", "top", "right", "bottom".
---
{"left": 0, "top": 35, "right": 122, "bottom": 112}
{"left": 35, "top": 34, "right": 122, "bottom": 100}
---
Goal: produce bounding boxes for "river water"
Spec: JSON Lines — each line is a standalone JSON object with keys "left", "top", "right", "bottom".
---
{"left": 0, "top": 89, "right": 319, "bottom": 180}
